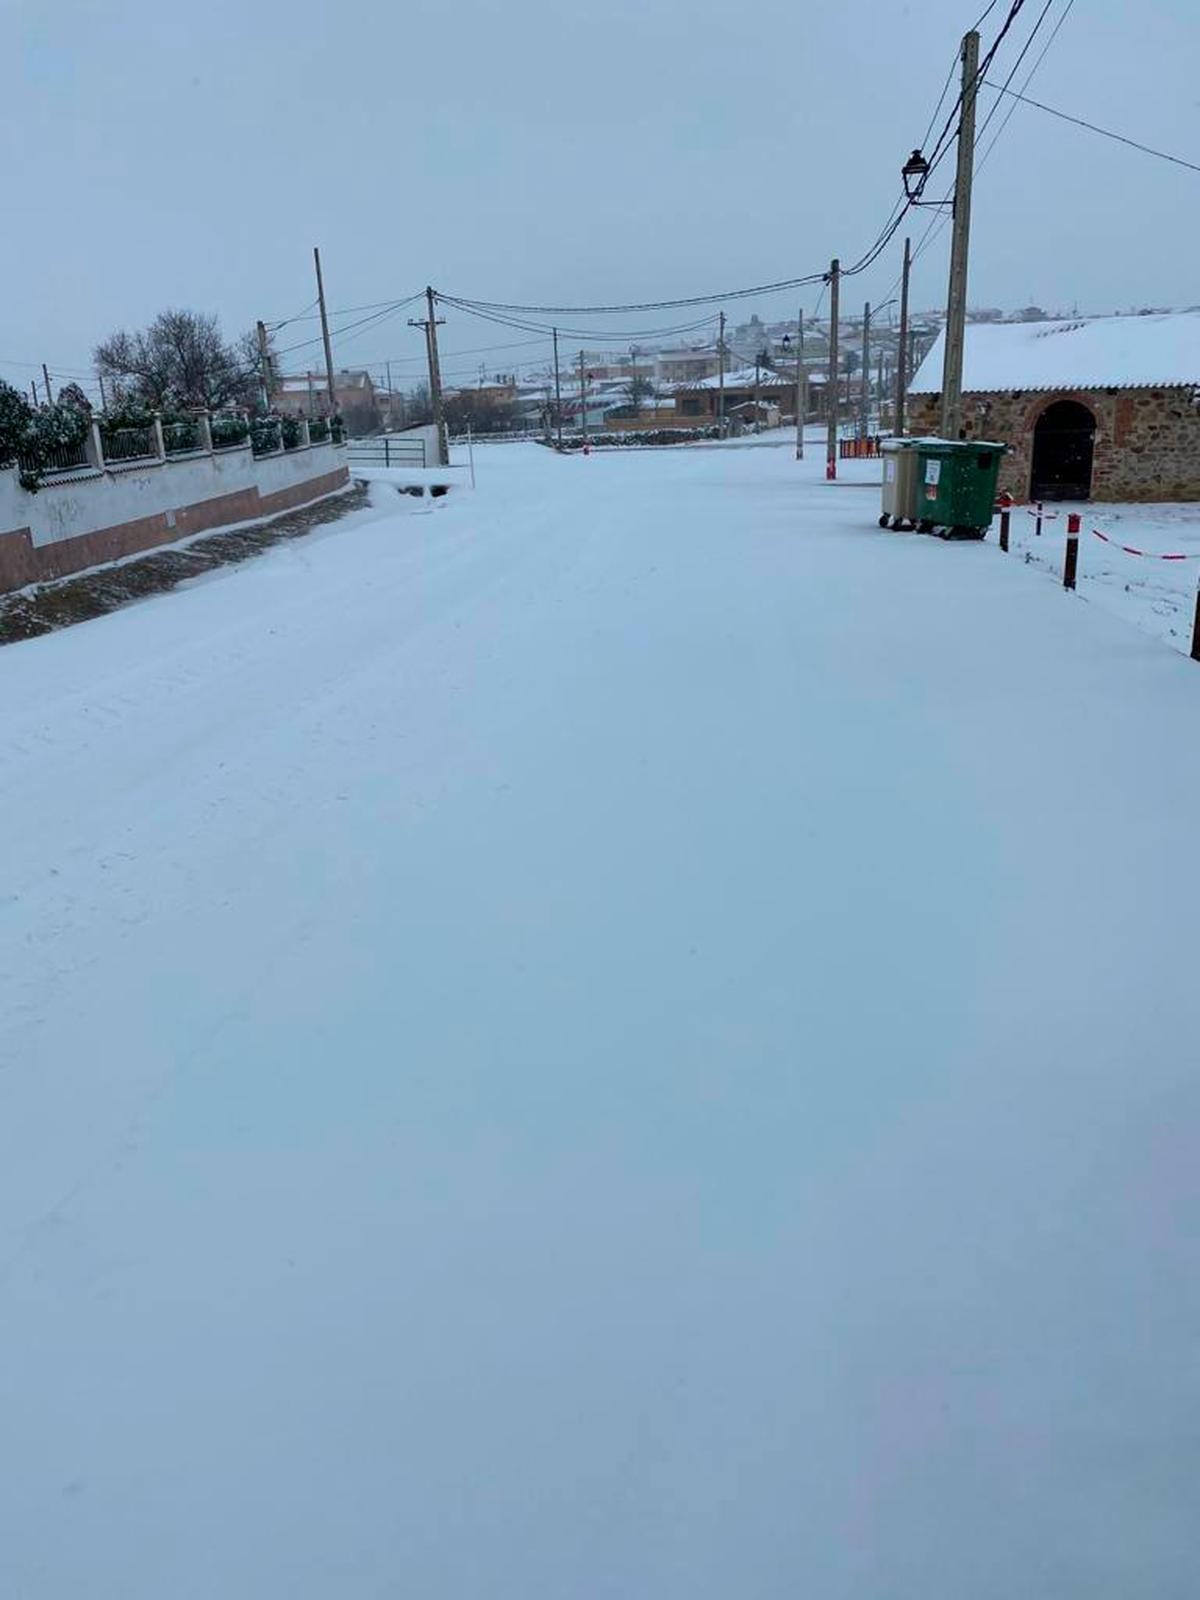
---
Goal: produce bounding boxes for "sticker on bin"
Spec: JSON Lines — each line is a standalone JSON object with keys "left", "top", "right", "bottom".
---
{"left": 885, "top": 460, "right": 896, "bottom": 482}
{"left": 924, "top": 460, "right": 941, "bottom": 485}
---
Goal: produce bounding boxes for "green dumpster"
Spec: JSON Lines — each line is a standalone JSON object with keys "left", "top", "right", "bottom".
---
{"left": 879, "top": 439, "right": 921, "bottom": 530}
{"left": 912, "top": 438, "right": 1008, "bottom": 539}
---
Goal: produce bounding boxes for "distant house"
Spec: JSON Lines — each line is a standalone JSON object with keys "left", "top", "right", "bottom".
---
{"left": 273, "top": 369, "right": 380, "bottom": 436}
{"left": 672, "top": 365, "right": 803, "bottom": 424}
{"left": 655, "top": 346, "right": 725, "bottom": 384}
{"left": 908, "top": 313, "right": 1200, "bottom": 502}
{"left": 602, "top": 398, "right": 681, "bottom": 431}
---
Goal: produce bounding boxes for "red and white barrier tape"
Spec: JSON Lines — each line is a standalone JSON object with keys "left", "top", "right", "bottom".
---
{"left": 1016, "top": 505, "right": 1197, "bottom": 560}
{"left": 1090, "top": 528, "right": 1198, "bottom": 561}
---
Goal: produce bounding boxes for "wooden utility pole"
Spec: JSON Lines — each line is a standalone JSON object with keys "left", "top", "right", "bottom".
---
{"left": 407, "top": 292, "right": 448, "bottom": 464}
{"left": 42, "top": 364, "right": 53, "bottom": 405}
{"left": 877, "top": 349, "right": 885, "bottom": 427}
{"left": 940, "top": 30, "right": 980, "bottom": 440}
{"left": 425, "top": 287, "right": 447, "bottom": 464}
{"left": 386, "top": 359, "right": 395, "bottom": 429}
{"left": 97, "top": 372, "right": 108, "bottom": 412}
{"left": 895, "top": 235, "right": 911, "bottom": 437}
{"left": 794, "top": 308, "right": 806, "bottom": 460}
{"left": 578, "top": 351, "right": 589, "bottom": 448}
{"left": 717, "top": 310, "right": 727, "bottom": 439}
{"left": 860, "top": 303, "right": 871, "bottom": 438}
{"left": 313, "top": 246, "right": 336, "bottom": 413}
{"left": 753, "top": 350, "right": 762, "bottom": 433}
{"left": 825, "top": 259, "right": 840, "bottom": 479}
{"left": 256, "top": 319, "right": 272, "bottom": 410}
{"left": 553, "top": 327, "right": 563, "bottom": 448}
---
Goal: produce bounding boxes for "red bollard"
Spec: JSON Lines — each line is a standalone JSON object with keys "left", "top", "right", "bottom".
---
{"left": 998, "top": 491, "right": 1013, "bottom": 552}
{"left": 1064, "top": 511, "right": 1080, "bottom": 590}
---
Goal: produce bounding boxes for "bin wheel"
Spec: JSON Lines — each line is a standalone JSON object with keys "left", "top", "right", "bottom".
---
{"left": 878, "top": 513, "right": 890, "bottom": 528}
{"left": 917, "top": 518, "right": 934, "bottom": 534}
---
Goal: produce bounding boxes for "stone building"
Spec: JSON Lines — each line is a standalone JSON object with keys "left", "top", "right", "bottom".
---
{"left": 908, "top": 312, "right": 1200, "bottom": 502}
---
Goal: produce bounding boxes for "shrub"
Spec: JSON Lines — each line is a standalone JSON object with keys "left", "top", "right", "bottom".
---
{"left": 250, "top": 418, "right": 282, "bottom": 456}
{"left": 210, "top": 415, "right": 250, "bottom": 449}
{"left": 99, "top": 398, "right": 155, "bottom": 438}
{"left": 554, "top": 426, "right": 721, "bottom": 450}
{"left": 308, "top": 418, "right": 330, "bottom": 444}
{"left": 280, "top": 416, "right": 303, "bottom": 450}
{"left": 2, "top": 387, "right": 91, "bottom": 491}
{"left": 0, "top": 382, "right": 34, "bottom": 468}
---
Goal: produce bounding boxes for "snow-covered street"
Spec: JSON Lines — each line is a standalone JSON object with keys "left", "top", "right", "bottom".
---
{"left": 2, "top": 440, "right": 1198, "bottom": 1598}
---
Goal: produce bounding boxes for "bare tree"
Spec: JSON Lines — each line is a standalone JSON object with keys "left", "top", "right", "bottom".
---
{"left": 622, "top": 373, "right": 656, "bottom": 412}
{"left": 405, "top": 383, "right": 434, "bottom": 426}
{"left": 95, "top": 309, "right": 259, "bottom": 411}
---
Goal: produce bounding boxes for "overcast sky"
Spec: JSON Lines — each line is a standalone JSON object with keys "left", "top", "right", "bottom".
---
{"left": 4, "top": 0, "right": 1198, "bottom": 397}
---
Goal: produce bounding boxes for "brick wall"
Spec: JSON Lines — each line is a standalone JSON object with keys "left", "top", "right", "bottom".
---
{"left": 908, "top": 387, "right": 1200, "bottom": 502}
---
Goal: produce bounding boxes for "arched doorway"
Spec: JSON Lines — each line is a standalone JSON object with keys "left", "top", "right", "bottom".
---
{"left": 1030, "top": 399, "right": 1096, "bottom": 500}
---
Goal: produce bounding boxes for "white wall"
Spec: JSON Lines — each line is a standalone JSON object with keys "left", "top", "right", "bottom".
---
{"left": 253, "top": 440, "right": 346, "bottom": 497}
{"left": 384, "top": 423, "right": 441, "bottom": 466}
{"left": 0, "top": 442, "right": 347, "bottom": 550}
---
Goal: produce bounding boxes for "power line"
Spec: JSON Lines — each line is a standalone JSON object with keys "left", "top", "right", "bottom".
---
{"left": 269, "top": 293, "right": 425, "bottom": 327}
{"left": 265, "top": 296, "right": 319, "bottom": 332}
{"left": 435, "top": 297, "right": 721, "bottom": 344}
{"left": 973, "top": 0, "right": 1058, "bottom": 159}
{"left": 975, "top": 0, "right": 1075, "bottom": 173}
{"left": 272, "top": 296, "right": 423, "bottom": 358}
{"left": 886, "top": 0, "right": 1071, "bottom": 296}
{"left": 982, "top": 79, "right": 1200, "bottom": 175}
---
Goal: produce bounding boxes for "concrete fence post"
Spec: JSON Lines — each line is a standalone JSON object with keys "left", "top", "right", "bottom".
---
{"left": 151, "top": 412, "right": 166, "bottom": 461}
{"left": 86, "top": 419, "right": 106, "bottom": 472}
{"left": 195, "top": 410, "right": 213, "bottom": 453}
{"left": 299, "top": 419, "right": 311, "bottom": 449}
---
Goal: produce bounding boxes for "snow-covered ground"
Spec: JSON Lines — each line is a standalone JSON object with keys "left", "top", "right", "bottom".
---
{"left": 1006, "top": 498, "right": 1200, "bottom": 655}
{"left": 2, "top": 442, "right": 1198, "bottom": 1598}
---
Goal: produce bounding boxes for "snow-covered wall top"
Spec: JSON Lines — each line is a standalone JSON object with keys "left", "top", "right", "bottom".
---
{"left": 910, "top": 312, "right": 1200, "bottom": 395}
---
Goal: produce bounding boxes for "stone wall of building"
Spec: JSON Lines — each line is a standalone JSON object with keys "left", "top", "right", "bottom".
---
{"left": 907, "top": 387, "right": 1200, "bottom": 502}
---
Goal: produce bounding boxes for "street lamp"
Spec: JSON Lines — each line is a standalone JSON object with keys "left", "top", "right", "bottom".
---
{"left": 901, "top": 148, "right": 953, "bottom": 208}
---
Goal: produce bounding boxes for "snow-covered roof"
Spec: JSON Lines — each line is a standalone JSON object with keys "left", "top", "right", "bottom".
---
{"left": 910, "top": 312, "right": 1200, "bottom": 395}
{"left": 675, "top": 366, "right": 798, "bottom": 392}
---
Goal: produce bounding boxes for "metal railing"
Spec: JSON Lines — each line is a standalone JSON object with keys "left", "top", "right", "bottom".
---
{"left": 23, "top": 438, "right": 90, "bottom": 475}
{"left": 163, "top": 421, "right": 200, "bottom": 454}
{"left": 346, "top": 436, "right": 427, "bottom": 468}
{"left": 839, "top": 435, "right": 884, "bottom": 459}
{"left": 102, "top": 426, "right": 156, "bottom": 463}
